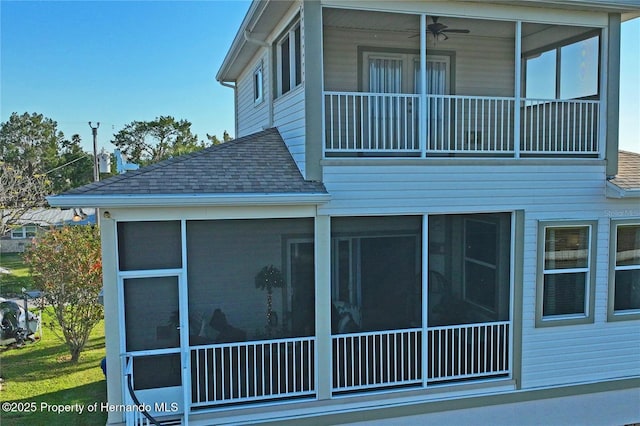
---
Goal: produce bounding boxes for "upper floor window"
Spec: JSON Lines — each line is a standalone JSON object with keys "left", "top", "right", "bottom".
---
{"left": 11, "top": 225, "right": 37, "bottom": 239}
{"left": 253, "top": 63, "right": 263, "bottom": 104}
{"left": 536, "top": 221, "right": 596, "bottom": 327}
{"left": 608, "top": 221, "right": 640, "bottom": 321}
{"left": 525, "top": 33, "right": 600, "bottom": 100}
{"left": 277, "top": 21, "right": 302, "bottom": 96}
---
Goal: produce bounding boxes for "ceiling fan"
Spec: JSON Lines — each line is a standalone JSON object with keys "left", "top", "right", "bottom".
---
{"left": 410, "top": 16, "right": 470, "bottom": 40}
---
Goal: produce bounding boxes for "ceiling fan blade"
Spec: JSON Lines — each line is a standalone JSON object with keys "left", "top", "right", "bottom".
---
{"left": 442, "top": 29, "right": 470, "bottom": 33}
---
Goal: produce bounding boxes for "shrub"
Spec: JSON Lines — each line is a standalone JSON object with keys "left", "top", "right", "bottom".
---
{"left": 24, "top": 225, "right": 103, "bottom": 362}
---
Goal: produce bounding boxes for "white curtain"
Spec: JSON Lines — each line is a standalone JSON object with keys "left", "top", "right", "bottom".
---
{"left": 414, "top": 59, "right": 447, "bottom": 95}
{"left": 369, "top": 58, "right": 402, "bottom": 93}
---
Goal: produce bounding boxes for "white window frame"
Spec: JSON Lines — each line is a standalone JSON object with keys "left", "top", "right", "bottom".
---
{"left": 10, "top": 225, "right": 37, "bottom": 239}
{"left": 276, "top": 20, "right": 301, "bottom": 97}
{"left": 536, "top": 220, "right": 597, "bottom": 327}
{"left": 608, "top": 220, "right": 640, "bottom": 321}
{"left": 253, "top": 63, "right": 264, "bottom": 104}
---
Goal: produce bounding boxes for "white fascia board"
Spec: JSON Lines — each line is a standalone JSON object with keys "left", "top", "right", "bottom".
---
{"left": 46, "top": 193, "right": 331, "bottom": 208}
{"left": 606, "top": 181, "right": 640, "bottom": 199}
{"left": 216, "top": 1, "right": 265, "bottom": 82}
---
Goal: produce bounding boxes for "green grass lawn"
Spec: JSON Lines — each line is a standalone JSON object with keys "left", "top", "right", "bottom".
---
{"left": 0, "top": 252, "right": 35, "bottom": 297}
{"left": 1, "top": 310, "right": 107, "bottom": 425}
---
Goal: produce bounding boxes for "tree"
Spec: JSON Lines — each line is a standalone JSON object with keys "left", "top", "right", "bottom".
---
{"left": 24, "top": 225, "right": 103, "bottom": 363}
{"left": 52, "top": 134, "right": 94, "bottom": 193}
{"left": 206, "top": 130, "right": 233, "bottom": 145}
{"left": 0, "top": 112, "right": 62, "bottom": 174}
{"left": 0, "top": 112, "right": 93, "bottom": 193}
{"left": 0, "top": 162, "right": 51, "bottom": 237}
{"left": 112, "top": 116, "right": 203, "bottom": 166}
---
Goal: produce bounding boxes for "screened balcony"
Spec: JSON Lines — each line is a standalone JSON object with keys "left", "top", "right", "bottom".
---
{"left": 322, "top": 8, "right": 602, "bottom": 158}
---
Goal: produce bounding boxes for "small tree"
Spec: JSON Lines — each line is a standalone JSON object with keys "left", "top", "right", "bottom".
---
{"left": 24, "top": 225, "right": 103, "bottom": 362}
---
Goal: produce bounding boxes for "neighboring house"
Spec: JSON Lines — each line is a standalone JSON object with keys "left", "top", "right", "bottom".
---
{"left": 47, "top": 1, "right": 640, "bottom": 425}
{"left": 0, "top": 208, "right": 96, "bottom": 253}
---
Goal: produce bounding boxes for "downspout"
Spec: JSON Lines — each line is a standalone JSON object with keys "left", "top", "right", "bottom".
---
{"left": 244, "top": 31, "right": 274, "bottom": 128}
{"left": 219, "top": 80, "right": 238, "bottom": 137}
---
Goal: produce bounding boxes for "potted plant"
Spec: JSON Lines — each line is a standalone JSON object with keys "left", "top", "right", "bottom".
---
{"left": 254, "top": 265, "right": 284, "bottom": 336}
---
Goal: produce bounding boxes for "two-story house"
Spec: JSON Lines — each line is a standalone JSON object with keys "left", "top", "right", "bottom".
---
{"left": 48, "top": 1, "right": 640, "bottom": 425}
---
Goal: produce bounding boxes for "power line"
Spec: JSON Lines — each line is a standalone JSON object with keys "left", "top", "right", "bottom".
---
{"left": 44, "top": 153, "right": 92, "bottom": 175}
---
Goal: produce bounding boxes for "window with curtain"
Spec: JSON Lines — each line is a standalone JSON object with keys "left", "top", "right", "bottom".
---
{"left": 537, "top": 222, "right": 596, "bottom": 326}
{"left": 414, "top": 57, "right": 449, "bottom": 95}
{"left": 543, "top": 226, "right": 589, "bottom": 316}
{"left": 368, "top": 57, "right": 403, "bottom": 93}
{"left": 612, "top": 223, "right": 640, "bottom": 315}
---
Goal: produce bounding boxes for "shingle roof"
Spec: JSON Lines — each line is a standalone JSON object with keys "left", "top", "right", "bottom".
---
{"left": 609, "top": 150, "right": 640, "bottom": 190}
{"left": 60, "top": 128, "right": 326, "bottom": 196}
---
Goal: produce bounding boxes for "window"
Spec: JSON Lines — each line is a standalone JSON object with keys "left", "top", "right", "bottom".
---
{"left": 10, "top": 225, "right": 37, "bottom": 239}
{"left": 277, "top": 21, "right": 302, "bottom": 96}
{"left": 253, "top": 64, "right": 263, "bottom": 104}
{"left": 608, "top": 221, "right": 640, "bottom": 321}
{"left": 525, "top": 33, "right": 600, "bottom": 100}
{"left": 536, "top": 221, "right": 596, "bottom": 326}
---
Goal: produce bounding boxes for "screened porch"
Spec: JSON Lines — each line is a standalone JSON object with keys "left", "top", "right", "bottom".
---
{"left": 117, "top": 214, "right": 513, "bottom": 419}
{"left": 322, "top": 8, "right": 602, "bottom": 158}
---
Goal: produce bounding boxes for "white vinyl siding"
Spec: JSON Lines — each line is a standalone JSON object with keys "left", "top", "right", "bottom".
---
{"left": 319, "top": 161, "right": 640, "bottom": 388}
{"left": 236, "top": 51, "right": 270, "bottom": 137}
{"left": 273, "top": 85, "right": 306, "bottom": 176}
{"left": 323, "top": 26, "right": 513, "bottom": 96}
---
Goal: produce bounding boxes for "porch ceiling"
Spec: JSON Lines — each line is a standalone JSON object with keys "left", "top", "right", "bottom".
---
{"left": 322, "top": 8, "right": 553, "bottom": 39}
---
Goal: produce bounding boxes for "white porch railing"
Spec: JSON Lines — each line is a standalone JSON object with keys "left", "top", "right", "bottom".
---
{"left": 324, "top": 92, "right": 421, "bottom": 153}
{"left": 190, "top": 337, "right": 315, "bottom": 407}
{"left": 427, "top": 321, "right": 510, "bottom": 383}
{"left": 521, "top": 98, "right": 599, "bottom": 154}
{"left": 324, "top": 91, "right": 599, "bottom": 156}
{"left": 332, "top": 328, "right": 422, "bottom": 392}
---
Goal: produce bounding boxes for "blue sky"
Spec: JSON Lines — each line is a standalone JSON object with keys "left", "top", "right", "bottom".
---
{"left": 1, "top": 2, "right": 638, "bottom": 153}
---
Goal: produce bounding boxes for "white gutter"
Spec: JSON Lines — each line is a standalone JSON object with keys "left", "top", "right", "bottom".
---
{"left": 244, "top": 30, "right": 269, "bottom": 48}
{"left": 606, "top": 181, "right": 640, "bottom": 199}
{"left": 216, "top": 0, "right": 268, "bottom": 82}
{"left": 46, "top": 193, "right": 331, "bottom": 208}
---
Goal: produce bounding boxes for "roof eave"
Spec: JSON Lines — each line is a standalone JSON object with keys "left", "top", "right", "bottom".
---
{"left": 47, "top": 193, "right": 331, "bottom": 209}
{"left": 216, "top": 0, "right": 268, "bottom": 82}
{"left": 606, "top": 181, "right": 640, "bottom": 199}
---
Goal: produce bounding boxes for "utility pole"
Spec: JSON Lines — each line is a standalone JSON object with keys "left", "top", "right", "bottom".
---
{"left": 88, "top": 122, "right": 100, "bottom": 182}
{"left": 88, "top": 122, "right": 101, "bottom": 228}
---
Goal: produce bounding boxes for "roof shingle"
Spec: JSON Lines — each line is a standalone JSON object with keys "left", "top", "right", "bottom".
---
{"left": 61, "top": 128, "right": 326, "bottom": 196}
{"left": 609, "top": 150, "right": 640, "bottom": 190}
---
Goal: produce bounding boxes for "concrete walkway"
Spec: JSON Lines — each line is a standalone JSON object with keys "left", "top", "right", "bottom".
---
{"left": 342, "top": 387, "right": 640, "bottom": 426}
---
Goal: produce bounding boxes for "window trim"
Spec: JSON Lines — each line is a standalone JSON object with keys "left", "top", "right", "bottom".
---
{"left": 253, "top": 63, "right": 264, "bottom": 104}
{"left": 276, "top": 20, "right": 302, "bottom": 97}
{"left": 608, "top": 219, "right": 640, "bottom": 322}
{"left": 535, "top": 220, "right": 597, "bottom": 327}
